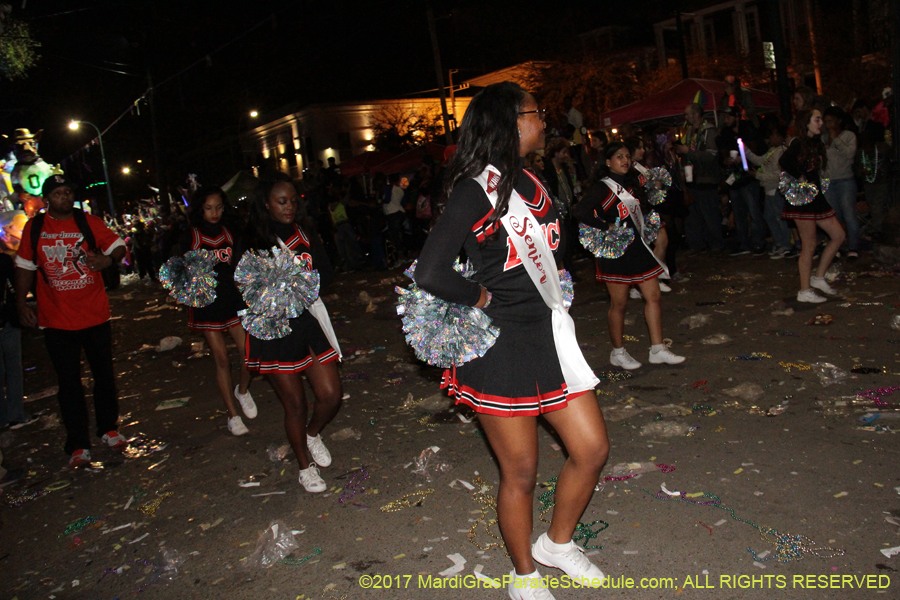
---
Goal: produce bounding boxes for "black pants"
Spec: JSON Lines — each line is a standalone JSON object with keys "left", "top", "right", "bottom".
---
{"left": 44, "top": 321, "right": 118, "bottom": 454}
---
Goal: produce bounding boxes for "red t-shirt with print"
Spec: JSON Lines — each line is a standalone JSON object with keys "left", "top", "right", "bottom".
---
{"left": 15, "top": 213, "right": 124, "bottom": 331}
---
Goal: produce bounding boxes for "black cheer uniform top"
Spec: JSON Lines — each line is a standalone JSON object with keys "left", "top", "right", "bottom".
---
{"left": 242, "top": 221, "right": 338, "bottom": 374}
{"left": 180, "top": 221, "right": 246, "bottom": 330}
{"left": 574, "top": 172, "right": 664, "bottom": 284}
{"left": 415, "top": 167, "right": 581, "bottom": 417}
{"left": 778, "top": 139, "right": 836, "bottom": 221}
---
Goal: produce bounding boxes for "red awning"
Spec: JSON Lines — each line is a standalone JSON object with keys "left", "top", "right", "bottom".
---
{"left": 600, "top": 78, "right": 781, "bottom": 129}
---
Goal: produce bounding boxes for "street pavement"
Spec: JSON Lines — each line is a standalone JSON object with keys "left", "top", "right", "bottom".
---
{"left": 1, "top": 250, "right": 899, "bottom": 600}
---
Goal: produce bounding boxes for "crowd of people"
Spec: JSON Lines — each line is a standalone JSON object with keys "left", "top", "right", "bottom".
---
{"left": 1, "top": 76, "right": 895, "bottom": 600}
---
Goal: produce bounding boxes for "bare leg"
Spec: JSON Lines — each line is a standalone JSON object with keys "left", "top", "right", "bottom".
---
{"left": 814, "top": 217, "right": 846, "bottom": 278}
{"left": 267, "top": 372, "right": 313, "bottom": 468}
{"left": 636, "top": 278, "right": 663, "bottom": 345}
{"left": 302, "top": 353, "right": 342, "bottom": 438}
{"left": 226, "top": 324, "right": 252, "bottom": 394}
{"left": 478, "top": 413, "right": 539, "bottom": 575}
{"left": 653, "top": 228, "right": 668, "bottom": 263}
{"left": 795, "top": 220, "right": 816, "bottom": 291}
{"left": 542, "top": 392, "right": 610, "bottom": 543}
{"left": 203, "top": 330, "right": 239, "bottom": 417}
{"left": 605, "top": 282, "right": 628, "bottom": 348}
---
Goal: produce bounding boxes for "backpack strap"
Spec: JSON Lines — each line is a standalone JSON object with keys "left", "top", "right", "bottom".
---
{"left": 71, "top": 209, "right": 98, "bottom": 253}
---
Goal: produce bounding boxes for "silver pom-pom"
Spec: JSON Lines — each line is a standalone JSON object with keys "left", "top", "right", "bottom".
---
{"left": 645, "top": 167, "right": 672, "bottom": 206}
{"left": 234, "top": 248, "right": 320, "bottom": 340}
{"left": 396, "top": 260, "right": 499, "bottom": 368}
{"left": 159, "top": 250, "right": 218, "bottom": 308}
{"left": 559, "top": 269, "right": 574, "bottom": 310}
{"left": 778, "top": 172, "right": 829, "bottom": 206}
{"left": 642, "top": 211, "right": 661, "bottom": 244}
{"left": 579, "top": 220, "right": 634, "bottom": 259}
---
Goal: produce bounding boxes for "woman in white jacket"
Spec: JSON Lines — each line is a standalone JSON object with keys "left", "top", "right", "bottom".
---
{"left": 746, "top": 122, "right": 796, "bottom": 258}
{"left": 822, "top": 106, "right": 859, "bottom": 258}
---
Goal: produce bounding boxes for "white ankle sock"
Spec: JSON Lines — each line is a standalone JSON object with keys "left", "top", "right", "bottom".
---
{"left": 611, "top": 347, "right": 625, "bottom": 355}
{"left": 542, "top": 534, "right": 572, "bottom": 553}
{"left": 307, "top": 434, "right": 318, "bottom": 442}
{"left": 650, "top": 344, "right": 665, "bottom": 353}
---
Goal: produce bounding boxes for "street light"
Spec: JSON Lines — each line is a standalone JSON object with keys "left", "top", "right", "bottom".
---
{"left": 121, "top": 167, "right": 131, "bottom": 175}
{"left": 249, "top": 110, "right": 258, "bottom": 118}
{"left": 68, "top": 120, "right": 116, "bottom": 218}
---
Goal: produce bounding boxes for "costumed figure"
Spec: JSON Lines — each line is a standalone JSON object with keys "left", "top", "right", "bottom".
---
{"left": 10, "top": 129, "right": 59, "bottom": 218}
{"left": 414, "top": 82, "right": 609, "bottom": 600}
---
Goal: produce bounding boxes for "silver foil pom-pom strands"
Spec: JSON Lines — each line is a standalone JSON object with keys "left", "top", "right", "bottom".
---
{"left": 395, "top": 260, "right": 499, "bottom": 368}
{"left": 234, "top": 246, "right": 320, "bottom": 340}
{"left": 642, "top": 210, "right": 661, "bottom": 244}
{"left": 579, "top": 219, "right": 635, "bottom": 259}
{"left": 159, "top": 250, "right": 218, "bottom": 307}
{"left": 778, "top": 172, "right": 830, "bottom": 207}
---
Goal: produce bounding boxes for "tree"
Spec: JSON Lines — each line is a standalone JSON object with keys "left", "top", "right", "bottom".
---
{"left": 0, "top": 17, "right": 40, "bottom": 80}
{"left": 369, "top": 105, "right": 444, "bottom": 153}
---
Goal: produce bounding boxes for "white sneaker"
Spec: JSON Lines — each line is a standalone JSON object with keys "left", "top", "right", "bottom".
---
{"left": 507, "top": 569, "right": 557, "bottom": 600}
{"left": 307, "top": 434, "right": 332, "bottom": 467}
{"left": 629, "top": 287, "right": 642, "bottom": 299}
{"left": 809, "top": 276, "right": 836, "bottom": 295}
{"left": 531, "top": 533, "right": 605, "bottom": 588}
{"left": 648, "top": 347, "right": 686, "bottom": 365}
{"left": 797, "top": 288, "right": 827, "bottom": 303}
{"left": 234, "top": 385, "right": 257, "bottom": 419}
{"left": 610, "top": 348, "right": 641, "bottom": 370}
{"left": 227, "top": 416, "right": 249, "bottom": 436}
{"left": 299, "top": 464, "right": 326, "bottom": 493}
{"left": 658, "top": 280, "right": 671, "bottom": 292}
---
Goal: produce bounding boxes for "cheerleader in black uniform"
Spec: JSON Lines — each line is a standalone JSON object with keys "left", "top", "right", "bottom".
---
{"left": 416, "top": 82, "right": 609, "bottom": 600}
{"left": 183, "top": 187, "right": 256, "bottom": 436}
{"left": 574, "top": 143, "right": 685, "bottom": 371}
{"left": 778, "top": 109, "right": 846, "bottom": 303}
{"left": 624, "top": 136, "right": 671, "bottom": 295}
{"left": 241, "top": 174, "right": 342, "bottom": 493}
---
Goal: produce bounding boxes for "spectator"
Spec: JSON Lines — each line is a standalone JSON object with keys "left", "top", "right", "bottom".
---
{"left": 674, "top": 103, "right": 725, "bottom": 254}
{"left": 746, "top": 122, "right": 796, "bottom": 258}
{"left": 383, "top": 173, "right": 406, "bottom": 266}
{"left": 721, "top": 75, "right": 759, "bottom": 128}
{"left": 565, "top": 95, "right": 584, "bottom": 145}
{"left": 0, "top": 252, "right": 28, "bottom": 430}
{"left": 15, "top": 175, "right": 128, "bottom": 466}
{"left": 717, "top": 107, "right": 766, "bottom": 256}
{"left": 856, "top": 128, "right": 892, "bottom": 239}
{"left": 851, "top": 99, "right": 885, "bottom": 143}
{"left": 822, "top": 106, "right": 860, "bottom": 258}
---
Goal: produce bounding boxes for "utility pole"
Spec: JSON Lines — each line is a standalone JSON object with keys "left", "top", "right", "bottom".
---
{"left": 766, "top": 0, "right": 793, "bottom": 122}
{"left": 426, "top": 3, "right": 454, "bottom": 145}
{"left": 675, "top": 10, "right": 690, "bottom": 80}
{"left": 804, "top": 0, "right": 823, "bottom": 94}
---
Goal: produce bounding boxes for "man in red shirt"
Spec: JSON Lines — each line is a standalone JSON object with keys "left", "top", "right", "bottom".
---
{"left": 14, "top": 175, "right": 127, "bottom": 467}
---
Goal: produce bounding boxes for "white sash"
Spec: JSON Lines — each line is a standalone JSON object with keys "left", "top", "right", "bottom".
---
{"left": 275, "top": 238, "right": 342, "bottom": 359}
{"left": 601, "top": 178, "right": 669, "bottom": 279}
{"left": 475, "top": 166, "right": 598, "bottom": 396}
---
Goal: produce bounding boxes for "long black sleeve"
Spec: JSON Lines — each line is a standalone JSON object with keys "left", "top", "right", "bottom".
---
{"left": 779, "top": 139, "right": 805, "bottom": 179}
{"left": 573, "top": 185, "right": 609, "bottom": 229}
{"left": 414, "top": 179, "right": 484, "bottom": 306}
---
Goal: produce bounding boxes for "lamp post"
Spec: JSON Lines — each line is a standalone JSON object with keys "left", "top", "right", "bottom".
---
{"left": 68, "top": 120, "right": 115, "bottom": 218}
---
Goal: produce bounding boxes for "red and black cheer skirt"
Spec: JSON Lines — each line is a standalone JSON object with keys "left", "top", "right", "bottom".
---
{"left": 245, "top": 312, "right": 339, "bottom": 374}
{"left": 442, "top": 313, "right": 587, "bottom": 417}
{"left": 188, "top": 275, "right": 246, "bottom": 332}
{"left": 595, "top": 227, "right": 665, "bottom": 284}
{"left": 782, "top": 191, "right": 836, "bottom": 221}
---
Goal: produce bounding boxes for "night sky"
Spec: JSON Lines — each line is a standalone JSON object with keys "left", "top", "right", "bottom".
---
{"left": 1, "top": 0, "right": 683, "bottom": 195}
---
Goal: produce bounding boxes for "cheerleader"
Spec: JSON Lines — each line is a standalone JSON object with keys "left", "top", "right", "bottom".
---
{"left": 182, "top": 187, "right": 256, "bottom": 436}
{"left": 240, "top": 174, "right": 342, "bottom": 493}
{"left": 574, "top": 143, "right": 685, "bottom": 370}
{"left": 778, "top": 109, "right": 845, "bottom": 303}
{"left": 416, "top": 82, "right": 609, "bottom": 600}
{"left": 624, "top": 136, "right": 671, "bottom": 294}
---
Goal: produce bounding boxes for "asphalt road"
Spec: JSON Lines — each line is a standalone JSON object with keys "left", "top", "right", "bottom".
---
{"left": 1, "top": 249, "right": 899, "bottom": 600}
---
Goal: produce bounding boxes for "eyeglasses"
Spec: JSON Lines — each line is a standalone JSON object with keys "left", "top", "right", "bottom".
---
{"left": 518, "top": 108, "right": 547, "bottom": 121}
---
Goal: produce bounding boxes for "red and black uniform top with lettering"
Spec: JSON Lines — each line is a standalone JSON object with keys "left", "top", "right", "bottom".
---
{"left": 574, "top": 172, "right": 665, "bottom": 284}
{"left": 242, "top": 221, "right": 339, "bottom": 374}
{"left": 179, "top": 221, "right": 246, "bottom": 331}
{"left": 778, "top": 138, "right": 836, "bottom": 221}
{"left": 415, "top": 166, "right": 592, "bottom": 418}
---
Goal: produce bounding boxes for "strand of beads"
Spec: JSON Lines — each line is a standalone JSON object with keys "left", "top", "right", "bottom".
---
{"left": 857, "top": 386, "right": 900, "bottom": 406}
{"left": 283, "top": 547, "right": 322, "bottom": 565}
{"left": 60, "top": 516, "right": 102, "bottom": 537}
{"left": 539, "top": 477, "right": 609, "bottom": 549}
{"left": 779, "top": 361, "right": 811, "bottom": 372}
{"left": 137, "top": 492, "right": 174, "bottom": 516}
{"left": 380, "top": 489, "right": 434, "bottom": 513}
{"left": 466, "top": 477, "right": 505, "bottom": 552}
{"left": 338, "top": 467, "right": 369, "bottom": 504}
